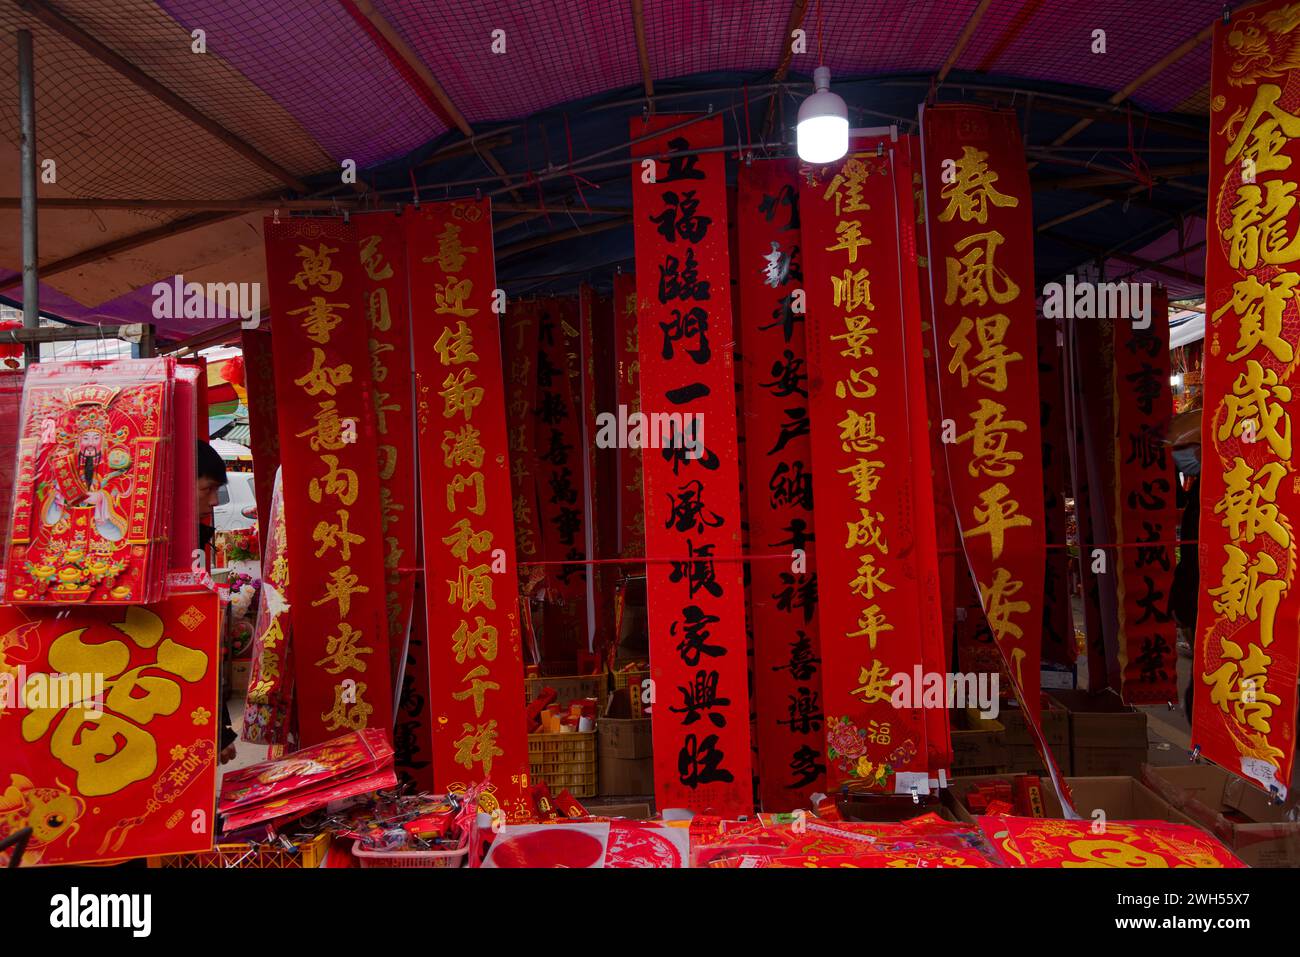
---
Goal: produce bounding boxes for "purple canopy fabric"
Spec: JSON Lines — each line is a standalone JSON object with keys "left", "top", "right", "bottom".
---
{"left": 1, "top": 0, "right": 1221, "bottom": 337}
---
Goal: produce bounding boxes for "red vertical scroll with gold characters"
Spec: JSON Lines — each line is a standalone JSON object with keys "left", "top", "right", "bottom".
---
{"left": 738, "top": 159, "right": 827, "bottom": 809}
{"left": 1114, "top": 289, "right": 1178, "bottom": 704}
{"left": 921, "top": 105, "right": 1045, "bottom": 714}
{"left": 357, "top": 212, "right": 420, "bottom": 691}
{"left": 631, "top": 114, "right": 753, "bottom": 816}
{"left": 407, "top": 199, "right": 531, "bottom": 820}
{"left": 264, "top": 217, "right": 393, "bottom": 745}
{"left": 613, "top": 272, "right": 646, "bottom": 557}
{"left": 801, "top": 141, "right": 937, "bottom": 793}
{"left": 357, "top": 211, "right": 429, "bottom": 780}
{"left": 1197, "top": 2, "right": 1300, "bottom": 798}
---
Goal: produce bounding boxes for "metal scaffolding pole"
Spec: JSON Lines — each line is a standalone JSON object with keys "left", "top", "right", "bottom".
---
{"left": 18, "top": 29, "right": 39, "bottom": 364}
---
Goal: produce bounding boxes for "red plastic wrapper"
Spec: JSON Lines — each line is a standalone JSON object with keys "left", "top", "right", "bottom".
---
{"left": 1013, "top": 775, "right": 1046, "bottom": 818}
{"left": 553, "top": 789, "right": 588, "bottom": 819}
{"left": 530, "top": 783, "right": 560, "bottom": 820}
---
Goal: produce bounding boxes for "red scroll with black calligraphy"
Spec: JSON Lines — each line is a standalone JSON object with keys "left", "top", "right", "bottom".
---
{"left": 921, "top": 105, "right": 1045, "bottom": 714}
{"left": 738, "top": 158, "right": 826, "bottom": 810}
{"left": 631, "top": 114, "right": 753, "bottom": 815}
{"left": 357, "top": 211, "right": 419, "bottom": 694}
{"left": 407, "top": 198, "right": 531, "bottom": 821}
{"left": 1114, "top": 289, "right": 1178, "bottom": 704}
{"left": 1196, "top": 2, "right": 1300, "bottom": 797}
{"left": 533, "top": 295, "right": 589, "bottom": 665}
{"left": 0, "top": 581, "right": 219, "bottom": 866}
{"left": 503, "top": 300, "right": 543, "bottom": 583}
{"left": 801, "top": 140, "right": 939, "bottom": 793}
{"left": 614, "top": 272, "right": 646, "bottom": 557}
{"left": 264, "top": 217, "right": 393, "bottom": 746}
{"left": 536, "top": 297, "right": 589, "bottom": 604}
{"left": 241, "top": 327, "right": 280, "bottom": 536}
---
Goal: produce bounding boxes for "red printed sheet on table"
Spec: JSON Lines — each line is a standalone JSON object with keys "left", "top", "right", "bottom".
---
{"left": 0, "top": 583, "right": 220, "bottom": 866}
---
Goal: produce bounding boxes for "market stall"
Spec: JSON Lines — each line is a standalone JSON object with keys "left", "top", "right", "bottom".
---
{"left": 0, "top": 0, "right": 1296, "bottom": 889}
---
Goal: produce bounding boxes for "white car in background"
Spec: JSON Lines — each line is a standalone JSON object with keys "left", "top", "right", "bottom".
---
{"left": 213, "top": 471, "right": 258, "bottom": 531}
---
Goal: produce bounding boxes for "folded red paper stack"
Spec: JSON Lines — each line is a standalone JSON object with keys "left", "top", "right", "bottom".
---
{"left": 218, "top": 729, "right": 396, "bottom": 832}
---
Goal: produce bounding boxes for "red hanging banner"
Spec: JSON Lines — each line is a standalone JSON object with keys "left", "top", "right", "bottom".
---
{"left": 910, "top": 135, "right": 962, "bottom": 679}
{"left": 902, "top": 133, "right": 957, "bottom": 774}
{"left": 921, "top": 105, "right": 1045, "bottom": 713}
{"left": 1113, "top": 288, "right": 1178, "bottom": 704}
{"left": 503, "top": 299, "right": 543, "bottom": 576}
{"left": 579, "top": 285, "right": 612, "bottom": 660}
{"left": 407, "top": 198, "right": 531, "bottom": 821}
{"left": 263, "top": 217, "right": 393, "bottom": 745}
{"left": 536, "top": 297, "right": 589, "bottom": 606}
{"left": 357, "top": 211, "right": 420, "bottom": 691}
{"left": 738, "top": 158, "right": 827, "bottom": 810}
{"left": 0, "top": 582, "right": 219, "bottom": 866}
{"left": 532, "top": 295, "right": 589, "bottom": 665}
{"left": 631, "top": 113, "right": 753, "bottom": 816}
{"left": 393, "top": 585, "right": 435, "bottom": 789}
{"left": 242, "top": 469, "right": 294, "bottom": 745}
{"left": 241, "top": 327, "right": 280, "bottom": 537}
{"left": 1196, "top": 1, "right": 1300, "bottom": 798}
{"left": 613, "top": 272, "right": 646, "bottom": 557}
{"left": 801, "top": 140, "right": 939, "bottom": 793}
{"left": 1069, "top": 317, "right": 1121, "bottom": 692}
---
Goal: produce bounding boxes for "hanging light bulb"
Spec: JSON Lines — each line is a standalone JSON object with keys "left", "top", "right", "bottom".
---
{"left": 797, "top": 65, "right": 848, "bottom": 164}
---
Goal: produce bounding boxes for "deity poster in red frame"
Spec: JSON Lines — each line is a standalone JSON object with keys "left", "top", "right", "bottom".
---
{"left": 4, "top": 358, "right": 174, "bottom": 606}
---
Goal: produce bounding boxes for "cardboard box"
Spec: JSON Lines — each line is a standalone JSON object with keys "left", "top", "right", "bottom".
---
{"left": 950, "top": 710, "right": 1009, "bottom": 775}
{"left": 598, "top": 717, "right": 652, "bottom": 759}
{"left": 1142, "top": 764, "right": 1300, "bottom": 868}
{"left": 231, "top": 659, "right": 251, "bottom": 695}
{"left": 1065, "top": 775, "right": 1200, "bottom": 828}
{"left": 1048, "top": 689, "right": 1147, "bottom": 777}
{"left": 597, "top": 717, "right": 653, "bottom": 796}
{"left": 970, "top": 695, "right": 1070, "bottom": 774}
{"left": 587, "top": 800, "right": 653, "bottom": 820}
{"left": 946, "top": 773, "right": 1200, "bottom": 830}
{"left": 839, "top": 793, "right": 951, "bottom": 822}
{"left": 598, "top": 754, "right": 653, "bottom": 796}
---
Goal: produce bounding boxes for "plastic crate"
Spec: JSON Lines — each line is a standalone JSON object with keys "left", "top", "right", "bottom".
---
{"left": 528, "top": 731, "right": 598, "bottom": 797}
{"left": 148, "top": 832, "right": 331, "bottom": 869}
{"left": 525, "top": 673, "right": 608, "bottom": 711}
{"left": 351, "top": 838, "right": 468, "bottom": 868}
{"left": 611, "top": 668, "right": 650, "bottom": 692}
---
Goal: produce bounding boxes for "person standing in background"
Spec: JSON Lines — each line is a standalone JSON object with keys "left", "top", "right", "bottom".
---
{"left": 197, "top": 440, "right": 238, "bottom": 764}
